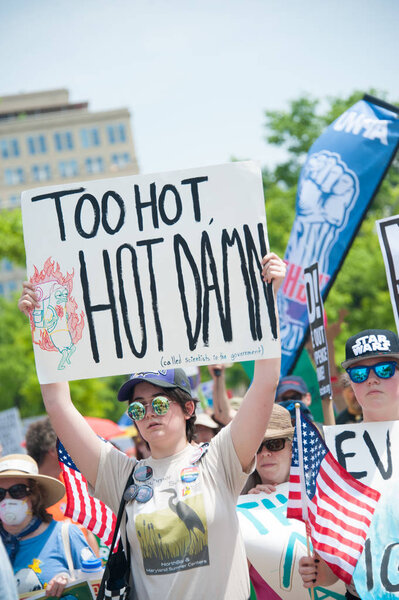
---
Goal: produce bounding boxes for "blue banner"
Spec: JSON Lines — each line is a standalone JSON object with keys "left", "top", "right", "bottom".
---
{"left": 279, "top": 95, "right": 399, "bottom": 375}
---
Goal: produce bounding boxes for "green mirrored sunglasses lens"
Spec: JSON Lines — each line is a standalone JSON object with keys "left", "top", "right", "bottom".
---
{"left": 128, "top": 402, "right": 146, "bottom": 421}
{"left": 152, "top": 396, "right": 170, "bottom": 415}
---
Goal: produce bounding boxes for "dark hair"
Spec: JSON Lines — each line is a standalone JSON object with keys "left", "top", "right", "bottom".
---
{"left": 25, "top": 417, "right": 57, "bottom": 467}
{"left": 166, "top": 388, "right": 198, "bottom": 442}
{"left": 28, "top": 479, "right": 52, "bottom": 523}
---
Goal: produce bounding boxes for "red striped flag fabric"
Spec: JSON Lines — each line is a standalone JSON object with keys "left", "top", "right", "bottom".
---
{"left": 57, "top": 439, "right": 116, "bottom": 546}
{"left": 287, "top": 413, "right": 381, "bottom": 584}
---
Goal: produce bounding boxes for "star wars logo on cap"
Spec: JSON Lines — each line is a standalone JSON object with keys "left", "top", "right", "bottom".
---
{"left": 352, "top": 334, "right": 391, "bottom": 357}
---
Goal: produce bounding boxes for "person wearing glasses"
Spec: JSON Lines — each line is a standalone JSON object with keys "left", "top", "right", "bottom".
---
{"left": 0, "top": 454, "right": 91, "bottom": 598}
{"left": 18, "top": 252, "right": 286, "bottom": 600}
{"left": 241, "top": 404, "right": 294, "bottom": 599}
{"left": 299, "top": 328, "right": 399, "bottom": 600}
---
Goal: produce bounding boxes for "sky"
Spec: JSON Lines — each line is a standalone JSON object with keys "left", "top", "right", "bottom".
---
{"left": 1, "top": 0, "right": 398, "bottom": 175}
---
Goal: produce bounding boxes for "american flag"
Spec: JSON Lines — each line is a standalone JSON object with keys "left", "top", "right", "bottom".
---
{"left": 287, "top": 412, "right": 381, "bottom": 584}
{"left": 57, "top": 439, "right": 116, "bottom": 546}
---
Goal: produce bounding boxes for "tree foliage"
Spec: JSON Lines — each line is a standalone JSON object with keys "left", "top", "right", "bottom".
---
{"left": 264, "top": 89, "right": 399, "bottom": 367}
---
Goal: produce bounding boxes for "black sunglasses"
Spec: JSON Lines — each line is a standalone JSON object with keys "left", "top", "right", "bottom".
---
{"left": 257, "top": 438, "right": 288, "bottom": 454}
{"left": 0, "top": 483, "right": 31, "bottom": 502}
{"left": 123, "top": 465, "right": 154, "bottom": 504}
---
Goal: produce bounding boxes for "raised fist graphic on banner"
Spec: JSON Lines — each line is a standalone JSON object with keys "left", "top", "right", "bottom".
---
{"left": 287, "top": 151, "right": 359, "bottom": 274}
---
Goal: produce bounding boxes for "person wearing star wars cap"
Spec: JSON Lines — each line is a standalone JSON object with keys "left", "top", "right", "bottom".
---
{"left": 18, "top": 252, "right": 287, "bottom": 600}
{"left": 299, "top": 328, "right": 399, "bottom": 600}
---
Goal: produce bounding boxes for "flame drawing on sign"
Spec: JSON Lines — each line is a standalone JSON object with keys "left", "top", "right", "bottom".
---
{"left": 29, "top": 258, "right": 85, "bottom": 370}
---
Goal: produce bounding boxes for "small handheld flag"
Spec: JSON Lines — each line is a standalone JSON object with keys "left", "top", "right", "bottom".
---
{"left": 287, "top": 409, "right": 380, "bottom": 584}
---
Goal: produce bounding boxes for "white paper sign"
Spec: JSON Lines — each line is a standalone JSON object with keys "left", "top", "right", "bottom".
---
{"left": 21, "top": 161, "right": 280, "bottom": 383}
{"left": 237, "top": 485, "right": 345, "bottom": 599}
{"left": 377, "top": 215, "right": 399, "bottom": 333}
{"left": 0, "top": 407, "right": 25, "bottom": 455}
{"left": 324, "top": 421, "right": 399, "bottom": 599}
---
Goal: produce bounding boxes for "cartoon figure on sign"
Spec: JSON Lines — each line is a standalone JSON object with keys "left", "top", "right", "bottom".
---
{"left": 29, "top": 258, "right": 85, "bottom": 370}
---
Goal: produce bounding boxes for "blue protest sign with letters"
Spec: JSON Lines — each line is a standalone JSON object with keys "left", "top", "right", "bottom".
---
{"left": 279, "top": 95, "right": 399, "bottom": 375}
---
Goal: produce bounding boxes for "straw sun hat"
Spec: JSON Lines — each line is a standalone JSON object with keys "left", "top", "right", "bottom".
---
{"left": 263, "top": 404, "right": 295, "bottom": 440}
{"left": 0, "top": 454, "right": 65, "bottom": 508}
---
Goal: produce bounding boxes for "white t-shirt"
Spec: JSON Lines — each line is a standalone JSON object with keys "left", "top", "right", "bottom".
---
{"left": 94, "top": 423, "right": 253, "bottom": 600}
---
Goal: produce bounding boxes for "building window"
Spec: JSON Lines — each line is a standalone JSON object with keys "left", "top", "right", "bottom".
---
{"left": 32, "top": 164, "right": 51, "bottom": 182}
{"left": 54, "top": 131, "right": 74, "bottom": 151}
{"left": 27, "top": 134, "right": 47, "bottom": 154}
{"left": 58, "top": 160, "right": 78, "bottom": 178}
{"left": 4, "top": 168, "right": 24, "bottom": 185}
{"left": 0, "top": 138, "right": 20, "bottom": 158}
{"left": 107, "top": 123, "right": 127, "bottom": 144}
{"left": 111, "top": 152, "right": 131, "bottom": 169}
{"left": 2, "top": 259, "right": 13, "bottom": 272}
{"left": 85, "top": 157, "right": 104, "bottom": 174}
{"left": 80, "top": 128, "right": 100, "bottom": 148}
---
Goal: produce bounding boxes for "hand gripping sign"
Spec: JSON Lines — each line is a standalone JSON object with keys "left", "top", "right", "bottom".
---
{"left": 21, "top": 161, "right": 280, "bottom": 383}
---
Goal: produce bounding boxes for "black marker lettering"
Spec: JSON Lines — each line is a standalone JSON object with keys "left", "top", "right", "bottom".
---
{"left": 174, "top": 234, "right": 202, "bottom": 351}
{"left": 75, "top": 194, "right": 100, "bottom": 239}
{"left": 335, "top": 431, "right": 367, "bottom": 479}
{"left": 158, "top": 185, "right": 182, "bottom": 226}
{"left": 134, "top": 183, "right": 159, "bottom": 231}
{"left": 181, "top": 176, "right": 208, "bottom": 222}
{"left": 116, "top": 244, "right": 146, "bottom": 358}
{"left": 381, "top": 543, "right": 399, "bottom": 592}
{"left": 363, "top": 429, "right": 392, "bottom": 480}
{"left": 136, "top": 238, "right": 165, "bottom": 351}
{"left": 31, "top": 187, "right": 85, "bottom": 242}
{"left": 79, "top": 249, "right": 122, "bottom": 362}
{"left": 101, "top": 191, "right": 125, "bottom": 235}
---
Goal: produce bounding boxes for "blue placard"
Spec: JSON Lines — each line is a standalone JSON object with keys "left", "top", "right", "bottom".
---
{"left": 279, "top": 96, "right": 399, "bottom": 375}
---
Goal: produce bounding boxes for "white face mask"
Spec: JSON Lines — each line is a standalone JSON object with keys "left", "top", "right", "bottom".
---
{"left": 0, "top": 499, "right": 31, "bottom": 526}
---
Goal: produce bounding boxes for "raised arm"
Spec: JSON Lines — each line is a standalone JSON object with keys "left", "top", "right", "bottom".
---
{"left": 230, "top": 253, "right": 285, "bottom": 470}
{"left": 208, "top": 364, "right": 234, "bottom": 425}
{"left": 19, "top": 283, "right": 102, "bottom": 487}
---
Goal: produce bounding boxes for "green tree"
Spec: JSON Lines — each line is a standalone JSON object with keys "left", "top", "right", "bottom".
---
{"left": 264, "top": 90, "right": 399, "bottom": 367}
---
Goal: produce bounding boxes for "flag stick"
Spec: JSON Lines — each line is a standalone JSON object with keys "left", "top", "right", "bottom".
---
{"left": 295, "top": 403, "right": 315, "bottom": 600}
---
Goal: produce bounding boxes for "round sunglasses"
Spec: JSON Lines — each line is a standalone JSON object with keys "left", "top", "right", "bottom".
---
{"left": 346, "top": 361, "right": 398, "bottom": 384}
{"left": 128, "top": 396, "right": 173, "bottom": 422}
{"left": 0, "top": 483, "right": 31, "bottom": 502}
{"left": 257, "top": 438, "right": 288, "bottom": 454}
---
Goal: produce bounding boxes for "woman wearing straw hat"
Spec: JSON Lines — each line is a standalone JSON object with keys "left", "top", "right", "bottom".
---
{"left": 242, "top": 404, "right": 295, "bottom": 600}
{"left": 0, "top": 454, "right": 92, "bottom": 598}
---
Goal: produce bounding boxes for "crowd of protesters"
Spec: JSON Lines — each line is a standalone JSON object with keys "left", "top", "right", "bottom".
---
{"left": 0, "top": 252, "right": 396, "bottom": 599}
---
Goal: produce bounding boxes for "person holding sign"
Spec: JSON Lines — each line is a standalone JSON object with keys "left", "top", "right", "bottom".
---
{"left": 299, "top": 328, "right": 399, "bottom": 600}
{"left": 18, "top": 252, "right": 286, "bottom": 600}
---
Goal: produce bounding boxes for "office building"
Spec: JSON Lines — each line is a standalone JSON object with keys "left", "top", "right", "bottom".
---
{"left": 0, "top": 88, "right": 139, "bottom": 296}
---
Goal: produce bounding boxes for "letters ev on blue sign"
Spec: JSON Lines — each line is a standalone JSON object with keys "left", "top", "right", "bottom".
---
{"left": 279, "top": 95, "right": 399, "bottom": 375}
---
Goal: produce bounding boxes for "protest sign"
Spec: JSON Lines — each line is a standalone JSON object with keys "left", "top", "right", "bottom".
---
{"left": 21, "top": 161, "right": 279, "bottom": 384}
{"left": 0, "top": 407, "right": 24, "bottom": 455}
{"left": 19, "top": 579, "right": 95, "bottom": 599}
{"left": 237, "top": 484, "right": 345, "bottom": 599}
{"left": 377, "top": 214, "right": 399, "bottom": 332}
{"left": 279, "top": 95, "right": 399, "bottom": 375}
{"left": 304, "top": 262, "right": 333, "bottom": 423}
{"left": 324, "top": 421, "right": 399, "bottom": 599}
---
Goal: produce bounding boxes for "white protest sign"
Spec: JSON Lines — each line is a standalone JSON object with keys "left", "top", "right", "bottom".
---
{"left": 377, "top": 215, "right": 399, "bottom": 333}
{"left": 0, "top": 407, "right": 25, "bottom": 455}
{"left": 21, "top": 161, "right": 280, "bottom": 384}
{"left": 237, "top": 484, "right": 345, "bottom": 599}
{"left": 324, "top": 421, "right": 399, "bottom": 599}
